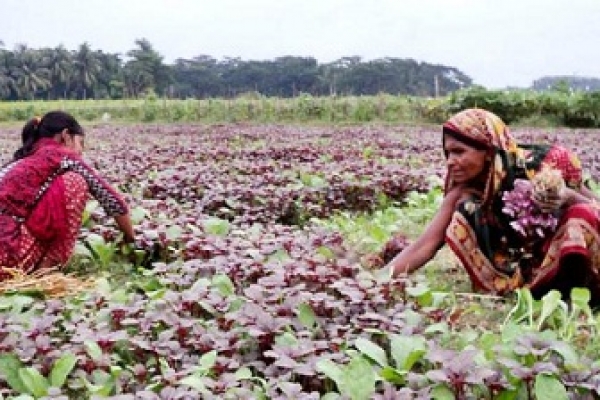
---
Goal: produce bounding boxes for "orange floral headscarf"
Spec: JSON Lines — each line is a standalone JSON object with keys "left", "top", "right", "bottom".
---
{"left": 443, "top": 108, "right": 520, "bottom": 209}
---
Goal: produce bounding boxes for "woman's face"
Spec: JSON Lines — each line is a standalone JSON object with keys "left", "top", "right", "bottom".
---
{"left": 443, "top": 134, "right": 488, "bottom": 184}
{"left": 60, "top": 130, "right": 85, "bottom": 155}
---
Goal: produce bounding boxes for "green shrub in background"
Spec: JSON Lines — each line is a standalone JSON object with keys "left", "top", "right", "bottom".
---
{"left": 446, "top": 86, "right": 600, "bottom": 127}
{"left": 1, "top": 88, "right": 600, "bottom": 127}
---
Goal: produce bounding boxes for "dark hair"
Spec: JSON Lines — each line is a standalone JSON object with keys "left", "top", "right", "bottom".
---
{"left": 442, "top": 126, "right": 490, "bottom": 158}
{"left": 14, "top": 111, "right": 84, "bottom": 160}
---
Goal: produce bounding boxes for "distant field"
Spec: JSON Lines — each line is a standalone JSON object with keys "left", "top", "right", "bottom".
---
{"left": 0, "top": 95, "right": 446, "bottom": 126}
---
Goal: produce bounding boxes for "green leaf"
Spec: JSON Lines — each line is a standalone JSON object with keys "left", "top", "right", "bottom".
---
{"left": 179, "top": 375, "right": 207, "bottom": 392}
{"left": 570, "top": 287, "right": 591, "bottom": 306}
{"left": 366, "top": 224, "right": 388, "bottom": 243}
{"left": 0, "top": 295, "right": 35, "bottom": 312}
{"left": 130, "top": 206, "right": 147, "bottom": 224}
{"left": 534, "top": 374, "right": 568, "bottom": 400}
{"left": 49, "top": 353, "right": 77, "bottom": 388}
{"left": 81, "top": 199, "right": 99, "bottom": 226}
{"left": 275, "top": 332, "right": 299, "bottom": 346}
{"left": 501, "top": 321, "right": 526, "bottom": 343}
{"left": 538, "top": 290, "right": 562, "bottom": 330}
{"left": 424, "top": 322, "right": 448, "bottom": 334}
{"left": 85, "top": 379, "right": 114, "bottom": 396}
{"left": 509, "top": 288, "right": 537, "bottom": 327}
{"left": 91, "top": 369, "right": 112, "bottom": 385}
{"left": 266, "top": 248, "right": 290, "bottom": 263}
{"left": 234, "top": 367, "right": 253, "bottom": 380}
{"left": 296, "top": 303, "right": 317, "bottom": 330}
{"left": 405, "top": 283, "right": 433, "bottom": 306}
{"left": 551, "top": 341, "right": 579, "bottom": 366}
{"left": 354, "top": 337, "right": 388, "bottom": 367}
{"left": 159, "top": 358, "right": 174, "bottom": 376}
{"left": 166, "top": 225, "right": 183, "bottom": 241}
{"left": 339, "top": 356, "right": 377, "bottom": 400}
{"left": 389, "top": 334, "right": 426, "bottom": 371}
{"left": 198, "top": 350, "right": 217, "bottom": 373}
{"left": 84, "top": 340, "right": 103, "bottom": 361}
{"left": 380, "top": 366, "right": 405, "bottom": 384}
{"left": 190, "top": 277, "right": 211, "bottom": 292}
{"left": 211, "top": 274, "right": 234, "bottom": 297}
{"left": 316, "top": 245, "right": 336, "bottom": 260}
{"left": 431, "top": 384, "right": 455, "bottom": 400}
{"left": 495, "top": 389, "right": 520, "bottom": 400}
{"left": 316, "top": 359, "right": 344, "bottom": 386}
{"left": 0, "top": 353, "right": 27, "bottom": 393}
{"left": 136, "top": 277, "right": 164, "bottom": 293}
{"left": 94, "top": 277, "right": 112, "bottom": 296}
{"left": 479, "top": 332, "right": 499, "bottom": 360}
{"left": 109, "top": 365, "right": 123, "bottom": 378}
{"left": 320, "top": 394, "right": 341, "bottom": 400}
{"left": 299, "top": 172, "right": 327, "bottom": 188}
{"left": 18, "top": 367, "right": 49, "bottom": 398}
{"left": 202, "top": 217, "right": 230, "bottom": 236}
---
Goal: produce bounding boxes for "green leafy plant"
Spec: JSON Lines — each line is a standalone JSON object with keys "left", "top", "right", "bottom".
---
{"left": 0, "top": 353, "right": 77, "bottom": 398}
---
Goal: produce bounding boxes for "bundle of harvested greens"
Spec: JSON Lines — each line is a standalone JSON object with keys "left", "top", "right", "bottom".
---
{"left": 502, "top": 165, "right": 564, "bottom": 240}
{"left": 0, "top": 267, "right": 96, "bottom": 298}
{"left": 531, "top": 164, "right": 566, "bottom": 202}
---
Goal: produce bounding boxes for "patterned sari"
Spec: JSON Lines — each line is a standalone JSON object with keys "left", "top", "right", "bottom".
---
{"left": 0, "top": 138, "right": 128, "bottom": 276}
{"left": 443, "top": 109, "right": 600, "bottom": 299}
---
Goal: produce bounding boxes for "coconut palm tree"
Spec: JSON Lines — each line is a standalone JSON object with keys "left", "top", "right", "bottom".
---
{"left": 96, "top": 51, "right": 124, "bottom": 98}
{"left": 73, "top": 42, "right": 101, "bottom": 99}
{"left": 41, "top": 45, "right": 73, "bottom": 99}
{"left": 123, "top": 38, "right": 171, "bottom": 97}
{"left": 0, "top": 45, "right": 18, "bottom": 99}
{"left": 12, "top": 44, "right": 50, "bottom": 99}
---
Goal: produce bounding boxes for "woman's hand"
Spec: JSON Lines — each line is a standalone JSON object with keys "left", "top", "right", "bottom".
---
{"left": 530, "top": 167, "right": 571, "bottom": 213}
{"left": 361, "top": 234, "right": 409, "bottom": 270}
{"left": 532, "top": 186, "right": 567, "bottom": 212}
{"left": 381, "top": 234, "right": 409, "bottom": 264}
{"left": 114, "top": 214, "right": 135, "bottom": 243}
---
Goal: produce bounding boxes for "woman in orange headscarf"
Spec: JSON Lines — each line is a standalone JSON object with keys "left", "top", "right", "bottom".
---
{"left": 387, "top": 108, "right": 600, "bottom": 301}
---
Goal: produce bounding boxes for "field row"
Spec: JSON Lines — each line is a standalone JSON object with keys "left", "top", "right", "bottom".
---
{"left": 0, "top": 124, "right": 600, "bottom": 398}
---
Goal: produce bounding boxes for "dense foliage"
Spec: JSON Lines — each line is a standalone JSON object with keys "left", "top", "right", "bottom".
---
{"left": 2, "top": 85, "right": 600, "bottom": 129}
{"left": 0, "top": 95, "right": 447, "bottom": 125}
{"left": 447, "top": 86, "right": 600, "bottom": 128}
{"left": 0, "top": 40, "right": 470, "bottom": 100}
{"left": 532, "top": 76, "right": 600, "bottom": 92}
{"left": 0, "top": 124, "right": 600, "bottom": 398}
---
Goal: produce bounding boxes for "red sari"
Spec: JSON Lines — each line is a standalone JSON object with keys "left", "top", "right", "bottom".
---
{"left": 0, "top": 139, "right": 128, "bottom": 276}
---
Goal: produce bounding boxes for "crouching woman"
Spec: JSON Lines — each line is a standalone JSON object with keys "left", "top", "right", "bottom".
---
{"left": 387, "top": 108, "right": 600, "bottom": 303}
{"left": 0, "top": 111, "right": 134, "bottom": 277}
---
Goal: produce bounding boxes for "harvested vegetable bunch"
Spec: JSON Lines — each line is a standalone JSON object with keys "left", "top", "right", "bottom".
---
{"left": 531, "top": 164, "right": 566, "bottom": 204}
{"left": 502, "top": 171, "right": 560, "bottom": 240}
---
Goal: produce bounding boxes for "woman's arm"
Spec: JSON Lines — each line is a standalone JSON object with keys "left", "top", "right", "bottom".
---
{"left": 555, "top": 186, "right": 600, "bottom": 209}
{"left": 388, "top": 187, "right": 464, "bottom": 277}
{"left": 577, "top": 186, "right": 600, "bottom": 202}
{"left": 62, "top": 157, "right": 129, "bottom": 216}
{"left": 62, "top": 156, "right": 135, "bottom": 241}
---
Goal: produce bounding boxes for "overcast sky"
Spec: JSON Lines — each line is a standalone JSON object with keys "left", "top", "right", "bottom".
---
{"left": 2, "top": 0, "right": 599, "bottom": 88}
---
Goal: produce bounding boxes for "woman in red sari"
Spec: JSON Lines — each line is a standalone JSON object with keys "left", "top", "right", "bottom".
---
{"left": 0, "top": 111, "right": 134, "bottom": 276}
{"left": 388, "top": 108, "right": 600, "bottom": 302}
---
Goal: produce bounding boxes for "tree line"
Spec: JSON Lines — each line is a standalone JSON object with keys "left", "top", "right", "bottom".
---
{"left": 532, "top": 76, "right": 600, "bottom": 92}
{"left": 0, "top": 38, "right": 473, "bottom": 101}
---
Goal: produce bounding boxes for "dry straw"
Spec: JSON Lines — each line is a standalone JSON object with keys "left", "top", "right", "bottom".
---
{"left": 0, "top": 267, "right": 96, "bottom": 298}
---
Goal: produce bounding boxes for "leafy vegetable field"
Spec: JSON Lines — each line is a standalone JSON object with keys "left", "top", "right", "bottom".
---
{"left": 1, "top": 123, "right": 600, "bottom": 399}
